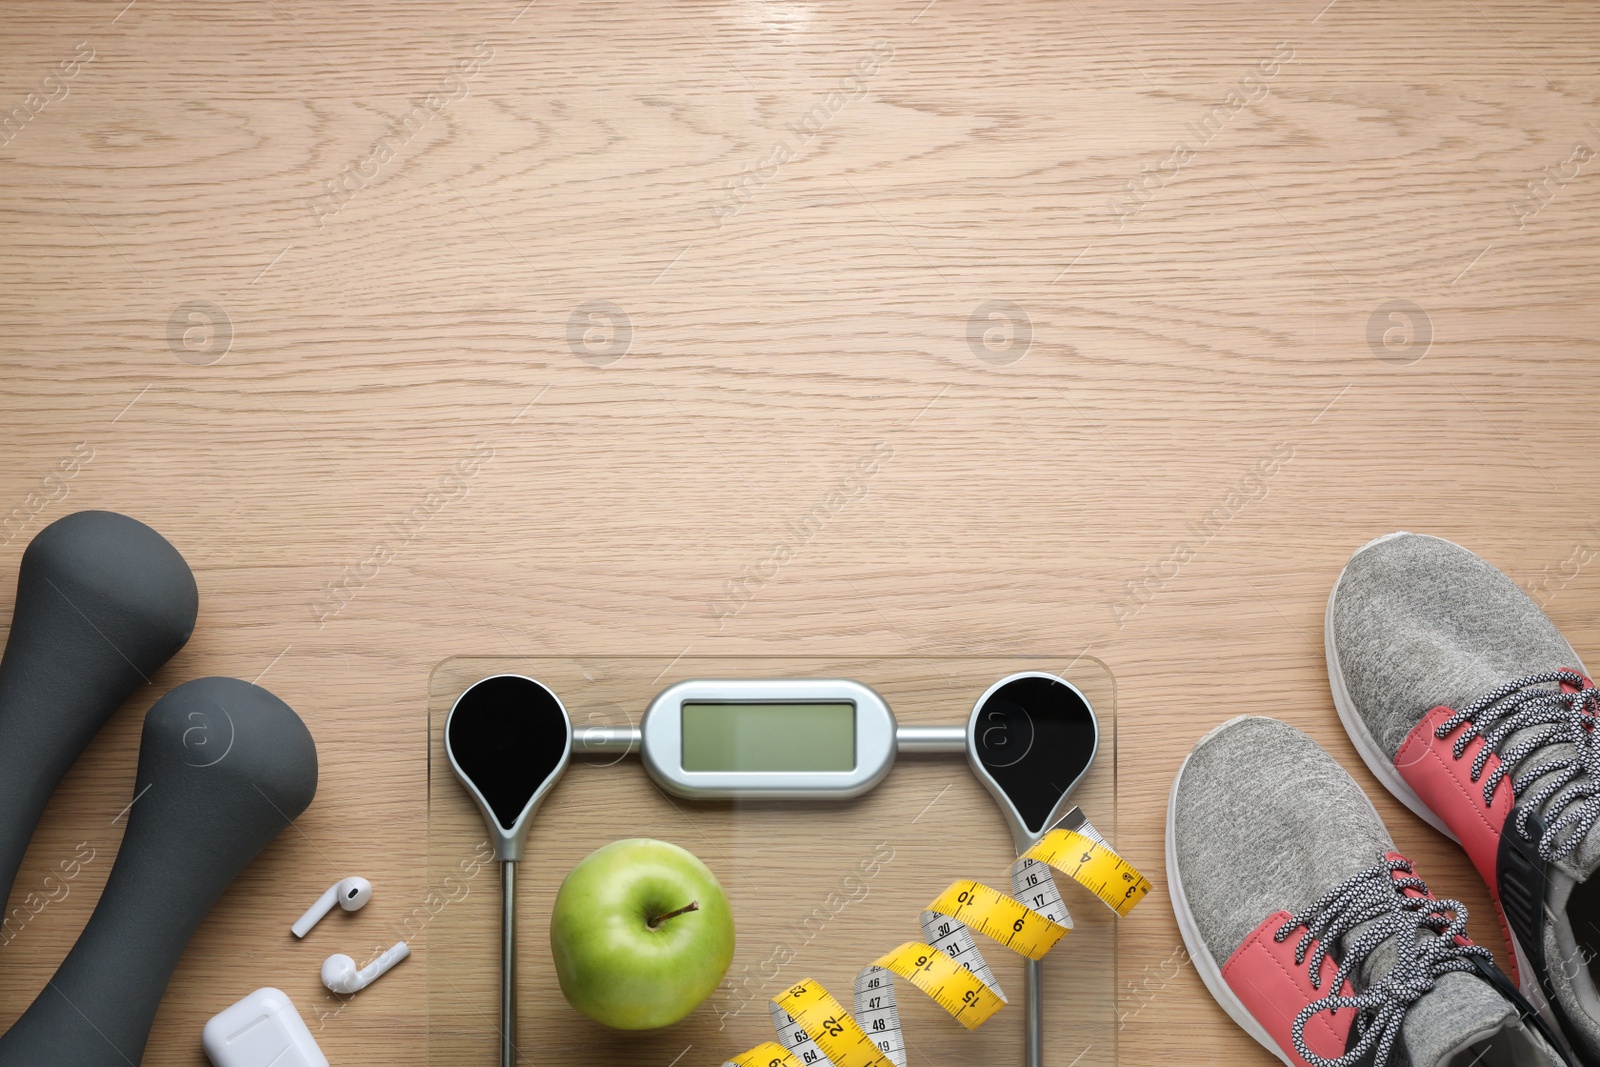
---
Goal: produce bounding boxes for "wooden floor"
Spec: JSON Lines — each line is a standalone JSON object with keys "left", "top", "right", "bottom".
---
{"left": 3, "top": 0, "right": 1599, "bottom": 1062}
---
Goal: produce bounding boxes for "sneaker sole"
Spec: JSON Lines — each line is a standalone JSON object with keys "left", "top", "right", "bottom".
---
{"left": 1165, "top": 716, "right": 1299, "bottom": 1067}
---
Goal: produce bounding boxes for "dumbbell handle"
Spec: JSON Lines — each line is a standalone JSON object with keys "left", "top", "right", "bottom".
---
{"left": 4, "top": 801, "right": 237, "bottom": 1055}
{"left": 0, "top": 677, "right": 317, "bottom": 1066}
{"left": 0, "top": 511, "right": 197, "bottom": 909}
{"left": 0, "top": 664, "right": 128, "bottom": 912}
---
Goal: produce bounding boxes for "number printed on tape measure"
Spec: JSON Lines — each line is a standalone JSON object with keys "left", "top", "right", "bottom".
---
{"left": 777, "top": 981, "right": 894, "bottom": 1067}
{"left": 1023, "top": 828, "right": 1153, "bottom": 918}
{"left": 726, "top": 1042, "right": 804, "bottom": 1067}
{"left": 721, "top": 806, "right": 1151, "bottom": 1067}
{"left": 926, "top": 881, "right": 1065, "bottom": 960}
{"left": 873, "top": 942, "right": 1005, "bottom": 1029}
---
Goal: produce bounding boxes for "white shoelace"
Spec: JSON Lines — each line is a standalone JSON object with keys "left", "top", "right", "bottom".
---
{"left": 1275, "top": 855, "right": 1492, "bottom": 1067}
{"left": 1435, "top": 670, "right": 1600, "bottom": 861}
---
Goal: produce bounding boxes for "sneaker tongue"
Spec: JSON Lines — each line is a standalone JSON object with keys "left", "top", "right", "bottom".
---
{"left": 1398, "top": 971, "right": 1524, "bottom": 1067}
{"left": 1354, "top": 936, "right": 1542, "bottom": 1067}
{"left": 1563, "top": 821, "right": 1600, "bottom": 881}
{"left": 1495, "top": 674, "right": 1600, "bottom": 881}
{"left": 1513, "top": 726, "right": 1600, "bottom": 880}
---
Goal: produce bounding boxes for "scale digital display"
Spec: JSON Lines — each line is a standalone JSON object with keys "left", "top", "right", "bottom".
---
{"left": 680, "top": 702, "right": 856, "bottom": 772}
{"left": 641, "top": 679, "right": 896, "bottom": 799}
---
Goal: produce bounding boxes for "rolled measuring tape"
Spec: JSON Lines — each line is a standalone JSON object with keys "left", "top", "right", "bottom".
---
{"left": 723, "top": 807, "right": 1151, "bottom": 1067}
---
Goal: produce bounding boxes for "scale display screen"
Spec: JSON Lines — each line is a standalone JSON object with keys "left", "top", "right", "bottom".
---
{"left": 680, "top": 702, "right": 855, "bottom": 772}
{"left": 642, "top": 679, "right": 894, "bottom": 798}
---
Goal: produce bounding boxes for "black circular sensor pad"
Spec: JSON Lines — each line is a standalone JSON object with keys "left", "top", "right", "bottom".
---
{"left": 970, "top": 674, "right": 1098, "bottom": 837}
{"left": 447, "top": 675, "right": 569, "bottom": 831}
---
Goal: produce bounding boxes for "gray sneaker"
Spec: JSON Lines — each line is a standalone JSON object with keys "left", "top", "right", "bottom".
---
{"left": 1327, "top": 532, "right": 1600, "bottom": 1062}
{"left": 1168, "top": 715, "right": 1568, "bottom": 1066}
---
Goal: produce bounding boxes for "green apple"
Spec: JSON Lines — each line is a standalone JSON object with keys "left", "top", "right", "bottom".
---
{"left": 550, "top": 838, "right": 735, "bottom": 1030}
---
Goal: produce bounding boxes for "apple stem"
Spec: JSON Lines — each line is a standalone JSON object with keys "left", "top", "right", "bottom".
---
{"left": 647, "top": 900, "right": 699, "bottom": 929}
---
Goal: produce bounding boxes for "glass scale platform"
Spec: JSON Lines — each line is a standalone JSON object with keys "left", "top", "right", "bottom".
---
{"left": 426, "top": 655, "right": 1122, "bottom": 1067}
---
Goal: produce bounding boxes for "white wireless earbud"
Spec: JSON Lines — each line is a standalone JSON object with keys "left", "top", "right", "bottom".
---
{"left": 291, "top": 877, "right": 373, "bottom": 938}
{"left": 321, "top": 941, "right": 410, "bottom": 994}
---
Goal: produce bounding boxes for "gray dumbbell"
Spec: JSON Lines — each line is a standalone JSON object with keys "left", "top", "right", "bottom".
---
{"left": 0, "top": 511, "right": 198, "bottom": 909}
{"left": 0, "top": 676, "right": 318, "bottom": 1066}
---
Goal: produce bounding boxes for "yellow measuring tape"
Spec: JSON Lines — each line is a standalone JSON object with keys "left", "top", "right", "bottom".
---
{"left": 722, "top": 807, "right": 1151, "bottom": 1067}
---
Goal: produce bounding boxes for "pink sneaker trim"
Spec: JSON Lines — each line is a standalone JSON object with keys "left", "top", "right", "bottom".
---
{"left": 1221, "top": 909, "right": 1356, "bottom": 1066}
{"left": 1396, "top": 705, "right": 1515, "bottom": 891}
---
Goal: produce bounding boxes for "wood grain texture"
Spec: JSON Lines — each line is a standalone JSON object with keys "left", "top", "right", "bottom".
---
{"left": 2, "top": 0, "right": 1599, "bottom": 1062}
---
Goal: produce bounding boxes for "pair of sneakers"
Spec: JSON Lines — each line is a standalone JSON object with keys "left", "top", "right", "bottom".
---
{"left": 1168, "top": 533, "right": 1600, "bottom": 1067}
